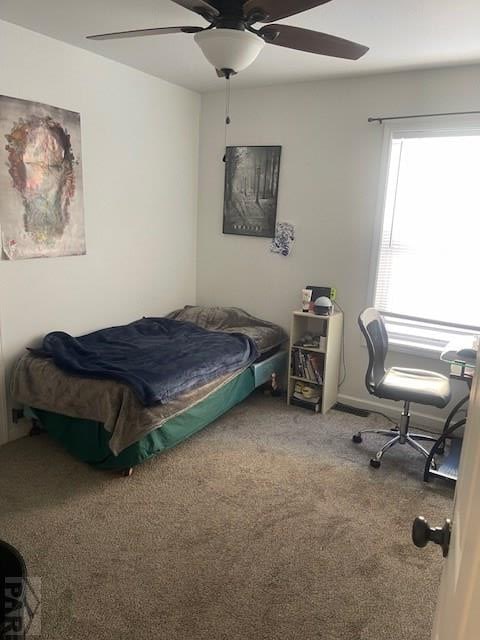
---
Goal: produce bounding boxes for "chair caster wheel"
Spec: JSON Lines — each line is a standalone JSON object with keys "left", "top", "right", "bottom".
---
{"left": 370, "top": 458, "right": 381, "bottom": 469}
{"left": 352, "top": 434, "right": 362, "bottom": 444}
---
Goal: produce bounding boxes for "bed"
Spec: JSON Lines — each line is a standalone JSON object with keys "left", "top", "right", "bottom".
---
{"left": 11, "top": 307, "right": 287, "bottom": 472}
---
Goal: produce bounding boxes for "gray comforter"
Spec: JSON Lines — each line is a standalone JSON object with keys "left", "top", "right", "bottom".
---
{"left": 11, "top": 354, "right": 242, "bottom": 455}
{"left": 11, "top": 307, "right": 287, "bottom": 454}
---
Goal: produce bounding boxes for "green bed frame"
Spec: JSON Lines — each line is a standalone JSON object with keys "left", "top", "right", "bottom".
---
{"left": 30, "top": 367, "right": 256, "bottom": 471}
{"left": 28, "top": 350, "right": 287, "bottom": 472}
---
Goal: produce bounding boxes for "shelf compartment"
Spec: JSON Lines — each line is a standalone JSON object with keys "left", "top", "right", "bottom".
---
{"left": 292, "top": 345, "right": 325, "bottom": 354}
{"left": 290, "top": 396, "right": 321, "bottom": 413}
{"left": 290, "top": 375, "right": 322, "bottom": 385}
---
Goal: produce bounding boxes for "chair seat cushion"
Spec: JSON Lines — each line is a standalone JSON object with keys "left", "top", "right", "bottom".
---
{"left": 377, "top": 367, "right": 451, "bottom": 408}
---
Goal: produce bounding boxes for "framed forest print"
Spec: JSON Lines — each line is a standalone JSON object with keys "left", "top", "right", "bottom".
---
{"left": 223, "top": 145, "right": 281, "bottom": 238}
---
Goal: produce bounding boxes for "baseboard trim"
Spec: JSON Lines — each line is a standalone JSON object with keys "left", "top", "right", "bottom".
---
{"left": 337, "top": 393, "right": 445, "bottom": 433}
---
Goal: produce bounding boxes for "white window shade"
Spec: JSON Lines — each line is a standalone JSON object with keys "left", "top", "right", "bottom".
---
{"left": 373, "top": 132, "right": 480, "bottom": 351}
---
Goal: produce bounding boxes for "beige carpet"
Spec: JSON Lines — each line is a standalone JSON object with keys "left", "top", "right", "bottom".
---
{"left": 0, "top": 394, "right": 453, "bottom": 640}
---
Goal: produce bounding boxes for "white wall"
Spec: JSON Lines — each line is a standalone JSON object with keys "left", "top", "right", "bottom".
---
{"left": 0, "top": 20, "right": 200, "bottom": 442}
{"left": 197, "top": 65, "right": 480, "bottom": 426}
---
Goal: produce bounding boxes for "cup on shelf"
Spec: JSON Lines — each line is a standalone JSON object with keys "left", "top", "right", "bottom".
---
{"left": 301, "top": 288, "right": 312, "bottom": 312}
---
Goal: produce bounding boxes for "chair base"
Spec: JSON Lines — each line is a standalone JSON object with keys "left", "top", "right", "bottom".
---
{"left": 352, "top": 401, "right": 438, "bottom": 468}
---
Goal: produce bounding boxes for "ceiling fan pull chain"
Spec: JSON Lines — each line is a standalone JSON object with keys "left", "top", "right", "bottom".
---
{"left": 222, "top": 75, "right": 231, "bottom": 162}
{"left": 226, "top": 73, "right": 231, "bottom": 125}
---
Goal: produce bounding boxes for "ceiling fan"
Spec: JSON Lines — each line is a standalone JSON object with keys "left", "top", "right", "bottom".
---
{"left": 87, "top": 0, "right": 369, "bottom": 78}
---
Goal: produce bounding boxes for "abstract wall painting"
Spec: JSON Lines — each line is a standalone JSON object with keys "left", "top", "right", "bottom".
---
{"left": 0, "top": 95, "right": 86, "bottom": 260}
{"left": 223, "top": 146, "right": 281, "bottom": 238}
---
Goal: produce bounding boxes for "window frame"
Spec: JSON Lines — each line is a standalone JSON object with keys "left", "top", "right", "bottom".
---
{"left": 367, "top": 117, "right": 480, "bottom": 357}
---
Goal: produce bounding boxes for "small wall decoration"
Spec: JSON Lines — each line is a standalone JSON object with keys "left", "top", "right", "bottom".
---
{"left": 270, "top": 222, "right": 295, "bottom": 256}
{"left": 223, "top": 145, "right": 281, "bottom": 238}
{"left": 0, "top": 95, "right": 86, "bottom": 260}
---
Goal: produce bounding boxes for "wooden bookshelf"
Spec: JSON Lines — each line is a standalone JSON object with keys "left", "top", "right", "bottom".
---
{"left": 287, "top": 310, "right": 343, "bottom": 414}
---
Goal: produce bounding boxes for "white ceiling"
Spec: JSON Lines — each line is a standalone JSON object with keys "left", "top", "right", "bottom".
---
{"left": 2, "top": 0, "right": 480, "bottom": 93}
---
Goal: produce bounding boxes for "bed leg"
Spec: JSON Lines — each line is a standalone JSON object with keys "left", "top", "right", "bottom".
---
{"left": 29, "top": 419, "right": 45, "bottom": 436}
{"left": 121, "top": 467, "right": 134, "bottom": 478}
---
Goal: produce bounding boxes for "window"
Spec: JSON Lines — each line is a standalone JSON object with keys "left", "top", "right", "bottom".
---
{"left": 372, "top": 126, "right": 480, "bottom": 354}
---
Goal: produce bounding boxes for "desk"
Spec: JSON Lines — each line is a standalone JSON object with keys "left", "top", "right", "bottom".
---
{"left": 424, "top": 338, "right": 477, "bottom": 482}
{"left": 441, "top": 336, "right": 477, "bottom": 381}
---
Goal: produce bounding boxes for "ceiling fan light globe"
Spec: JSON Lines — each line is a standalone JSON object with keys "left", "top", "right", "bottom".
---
{"left": 194, "top": 29, "right": 264, "bottom": 74}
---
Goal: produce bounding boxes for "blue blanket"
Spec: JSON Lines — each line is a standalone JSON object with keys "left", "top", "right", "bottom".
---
{"left": 34, "top": 318, "right": 259, "bottom": 406}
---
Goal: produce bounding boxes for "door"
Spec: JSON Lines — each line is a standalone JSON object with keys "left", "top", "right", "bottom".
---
{"left": 426, "top": 351, "right": 480, "bottom": 639}
{"left": 0, "top": 323, "right": 8, "bottom": 446}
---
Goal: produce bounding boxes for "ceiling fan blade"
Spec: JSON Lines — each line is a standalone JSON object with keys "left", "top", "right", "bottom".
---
{"left": 87, "top": 26, "right": 204, "bottom": 41}
{"left": 243, "top": 0, "right": 332, "bottom": 23}
{"left": 260, "top": 24, "right": 369, "bottom": 60}
{"left": 170, "top": 0, "right": 219, "bottom": 20}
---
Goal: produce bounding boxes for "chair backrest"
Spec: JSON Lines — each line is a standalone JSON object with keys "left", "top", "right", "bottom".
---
{"left": 358, "top": 307, "right": 388, "bottom": 395}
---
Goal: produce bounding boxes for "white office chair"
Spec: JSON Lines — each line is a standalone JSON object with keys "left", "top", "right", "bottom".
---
{"left": 353, "top": 308, "right": 452, "bottom": 468}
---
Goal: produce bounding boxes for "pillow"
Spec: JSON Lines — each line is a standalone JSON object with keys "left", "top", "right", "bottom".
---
{"left": 167, "top": 306, "right": 288, "bottom": 355}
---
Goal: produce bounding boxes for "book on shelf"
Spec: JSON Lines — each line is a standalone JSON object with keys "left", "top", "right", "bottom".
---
{"left": 309, "top": 354, "right": 323, "bottom": 385}
{"left": 291, "top": 349, "right": 323, "bottom": 384}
